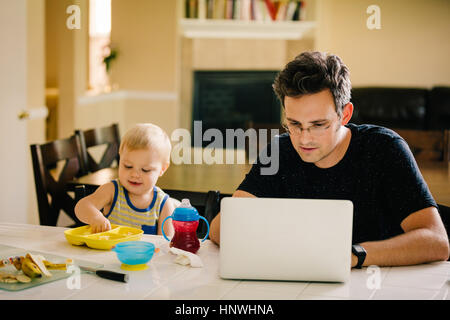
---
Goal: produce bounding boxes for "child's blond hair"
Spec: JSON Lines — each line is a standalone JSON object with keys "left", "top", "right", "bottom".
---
{"left": 119, "top": 123, "right": 171, "bottom": 164}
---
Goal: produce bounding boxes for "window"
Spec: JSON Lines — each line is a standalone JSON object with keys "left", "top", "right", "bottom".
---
{"left": 89, "top": 0, "right": 111, "bottom": 92}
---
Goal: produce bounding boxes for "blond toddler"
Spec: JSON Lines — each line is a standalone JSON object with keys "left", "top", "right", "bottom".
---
{"left": 75, "top": 123, "right": 175, "bottom": 237}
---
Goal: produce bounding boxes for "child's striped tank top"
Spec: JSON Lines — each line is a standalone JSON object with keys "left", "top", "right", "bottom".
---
{"left": 106, "top": 179, "right": 169, "bottom": 234}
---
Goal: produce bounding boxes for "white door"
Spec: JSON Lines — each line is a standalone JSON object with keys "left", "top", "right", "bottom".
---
{"left": 0, "top": 0, "right": 46, "bottom": 224}
{"left": 0, "top": 0, "right": 29, "bottom": 223}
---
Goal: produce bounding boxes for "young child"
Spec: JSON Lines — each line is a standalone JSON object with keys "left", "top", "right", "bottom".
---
{"left": 75, "top": 123, "right": 175, "bottom": 237}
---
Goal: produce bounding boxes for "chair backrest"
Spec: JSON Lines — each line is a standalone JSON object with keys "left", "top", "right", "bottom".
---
{"left": 75, "top": 123, "right": 120, "bottom": 175}
{"left": 74, "top": 184, "right": 230, "bottom": 238}
{"left": 394, "top": 129, "right": 450, "bottom": 162}
{"left": 30, "top": 135, "right": 86, "bottom": 226}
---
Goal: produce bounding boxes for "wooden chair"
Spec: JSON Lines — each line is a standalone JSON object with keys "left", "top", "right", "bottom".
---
{"left": 30, "top": 135, "right": 86, "bottom": 227}
{"left": 75, "top": 123, "right": 120, "bottom": 175}
{"left": 394, "top": 129, "right": 450, "bottom": 162}
{"left": 74, "top": 185, "right": 230, "bottom": 239}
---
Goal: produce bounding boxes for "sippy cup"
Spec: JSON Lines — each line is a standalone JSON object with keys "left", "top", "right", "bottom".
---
{"left": 161, "top": 199, "right": 210, "bottom": 254}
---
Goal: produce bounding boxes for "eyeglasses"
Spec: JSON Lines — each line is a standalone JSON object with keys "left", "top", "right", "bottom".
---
{"left": 282, "top": 119, "right": 336, "bottom": 137}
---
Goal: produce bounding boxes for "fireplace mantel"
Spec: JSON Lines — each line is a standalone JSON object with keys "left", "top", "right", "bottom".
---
{"left": 179, "top": 18, "right": 316, "bottom": 40}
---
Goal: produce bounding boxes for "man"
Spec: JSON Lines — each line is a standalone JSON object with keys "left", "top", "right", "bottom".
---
{"left": 209, "top": 51, "right": 449, "bottom": 268}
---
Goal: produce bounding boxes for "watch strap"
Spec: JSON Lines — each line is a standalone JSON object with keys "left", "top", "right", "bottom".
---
{"left": 352, "top": 244, "right": 367, "bottom": 269}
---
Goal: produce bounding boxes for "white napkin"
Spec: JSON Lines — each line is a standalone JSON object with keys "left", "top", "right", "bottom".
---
{"left": 169, "top": 247, "right": 203, "bottom": 268}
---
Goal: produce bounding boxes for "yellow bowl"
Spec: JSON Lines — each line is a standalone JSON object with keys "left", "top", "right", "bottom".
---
{"left": 64, "top": 224, "right": 143, "bottom": 250}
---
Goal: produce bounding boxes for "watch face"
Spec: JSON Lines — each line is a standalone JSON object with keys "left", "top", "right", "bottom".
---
{"left": 353, "top": 245, "right": 366, "bottom": 255}
{"left": 354, "top": 247, "right": 364, "bottom": 254}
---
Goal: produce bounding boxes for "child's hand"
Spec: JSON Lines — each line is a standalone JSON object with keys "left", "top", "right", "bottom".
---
{"left": 90, "top": 216, "right": 111, "bottom": 234}
{"left": 75, "top": 182, "right": 115, "bottom": 233}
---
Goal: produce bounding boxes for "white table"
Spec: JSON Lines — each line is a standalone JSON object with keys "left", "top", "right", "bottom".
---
{"left": 0, "top": 223, "right": 448, "bottom": 300}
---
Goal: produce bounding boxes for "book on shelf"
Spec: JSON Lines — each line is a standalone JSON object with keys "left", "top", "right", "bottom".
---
{"left": 264, "top": 0, "right": 276, "bottom": 21}
{"left": 186, "top": 0, "right": 198, "bottom": 19}
{"left": 198, "top": 0, "right": 207, "bottom": 19}
{"left": 183, "top": 0, "right": 307, "bottom": 22}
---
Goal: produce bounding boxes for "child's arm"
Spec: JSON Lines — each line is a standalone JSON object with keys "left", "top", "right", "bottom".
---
{"left": 74, "top": 182, "right": 115, "bottom": 233}
{"left": 157, "top": 197, "right": 175, "bottom": 237}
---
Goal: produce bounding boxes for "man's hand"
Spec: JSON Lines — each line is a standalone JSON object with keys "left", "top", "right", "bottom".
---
{"left": 350, "top": 207, "right": 448, "bottom": 268}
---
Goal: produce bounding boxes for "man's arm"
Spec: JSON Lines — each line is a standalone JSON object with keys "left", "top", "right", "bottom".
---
{"left": 209, "top": 190, "right": 256, "bottom": 246}
{"left": 352, "top": 206, "right": 449, "bottom": 267}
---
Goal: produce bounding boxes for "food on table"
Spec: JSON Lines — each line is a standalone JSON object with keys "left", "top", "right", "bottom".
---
{"left": 0, "top": 253, "right": 74, "bottom": 284}
{"left": 16, "top": 274, "right": 31, "bottom": 283}
{"left": 0, "top": 272, "right": 32, "bottom": 283}
{"left": 27, "top": 253, "right": 51, "bottom": 277}
{"left": 21, "top": 257, "right": 42, "bottom": 278}
{"left": 0, "top": 273, "right": 18, "bottom": 283}
{"left": 13, "top": 257, "right": 23, "bottom": 271}
{"left": 43, "top": 260, "right": 67, "bottom": 270}
{"left": 0, "top": 256, "right": 21, "bottom": 268}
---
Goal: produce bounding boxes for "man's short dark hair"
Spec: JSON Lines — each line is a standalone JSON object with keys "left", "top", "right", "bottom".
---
{"left": 273, "top": 51, "right": 352, "bottom": 116}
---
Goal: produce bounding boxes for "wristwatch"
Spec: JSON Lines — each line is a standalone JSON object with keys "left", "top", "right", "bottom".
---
{"left": 352, "top": 244, "right": 367, "bottom": 269}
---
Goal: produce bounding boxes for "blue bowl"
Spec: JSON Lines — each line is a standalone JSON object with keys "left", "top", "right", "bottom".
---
{"left": 112, "top": 241, "right": 155, "bottom": 269}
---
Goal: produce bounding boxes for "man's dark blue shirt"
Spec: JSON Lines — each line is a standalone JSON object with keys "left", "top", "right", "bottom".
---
{"left": 238, "top": 123, "right": 437, "bottom": 244}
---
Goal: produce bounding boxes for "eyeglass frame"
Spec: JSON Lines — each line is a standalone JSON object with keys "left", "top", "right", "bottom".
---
{"left": 281, "top": 114, "right": 342, "bottom": 137}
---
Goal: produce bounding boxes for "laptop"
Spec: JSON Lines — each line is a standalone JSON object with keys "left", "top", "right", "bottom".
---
{"left": 219, "top": 197, "right": 353, "bottom": 282}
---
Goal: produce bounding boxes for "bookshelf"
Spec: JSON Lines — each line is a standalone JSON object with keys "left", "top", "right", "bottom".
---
{"left": 179, "top": 0, "right": 316, "bottom": 40}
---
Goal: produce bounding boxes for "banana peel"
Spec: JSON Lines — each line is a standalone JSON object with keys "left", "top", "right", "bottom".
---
{"left": 26, "top": 254, "right": 51, "bottom": 277}
{"left": 21, "top": 258, "right": 42, "bottom": 278}
{"left": 43, "top": 260, "right": 67, "bottom": 270}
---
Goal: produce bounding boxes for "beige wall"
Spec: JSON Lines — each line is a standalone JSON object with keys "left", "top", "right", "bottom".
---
{"left": 315, "top": 0, "right": 450, "bottom": 87}
{"left": 60, "top": 0, "right": 89, "bottom": 138}
{"left": 45, "top": 0, "right": 60, "bottom": 89}
{"left": 111, "top": 0, "right": 178, "bottom": 92}
{"left": 77, "top": 0, "right": 182, "bottom": 137}
{"left": 76, "top": 92, "right": 178, "bottom": 137}
{"left": 27, "top": 0, "right": 46, "bottom": 111}
{"left": 191, "top": 38, "right": 287, "bottom": 70}
{"left": 76, "top": 0, "right": 450, "bottom": 138}
{"left": 46, "top": 0, "right": 89, "bottom": 139}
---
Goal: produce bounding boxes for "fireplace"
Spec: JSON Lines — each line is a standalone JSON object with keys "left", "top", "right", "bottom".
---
{"left": 192, "top": 70, "right": 281, "bottom": 148}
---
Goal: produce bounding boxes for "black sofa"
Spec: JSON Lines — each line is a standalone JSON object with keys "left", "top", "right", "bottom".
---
{"left": 350, "top": 86, "right": 450, "bottom": 162}
{"left": 350, "top": 86, "right": 450, "bottom": 130}
{"left": 247, "top": 86, "right": 450, "bottom": 161}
